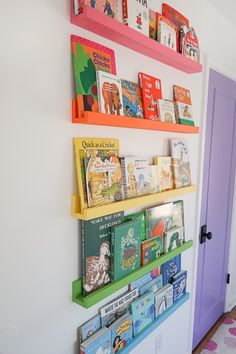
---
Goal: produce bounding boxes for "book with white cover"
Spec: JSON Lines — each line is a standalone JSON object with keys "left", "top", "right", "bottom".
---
{"left": 122, "top": 0, "right": 149, "bottom": 36}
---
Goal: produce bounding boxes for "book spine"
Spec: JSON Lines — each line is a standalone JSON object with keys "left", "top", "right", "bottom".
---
{"left": 73, "top": 142, "right": 86, "bottom": 211}
{"left": 110, "top": 228, "right": 115, "bottom": 281}
{"left": 121, "top": 158, "right": 128, "bottom": 199}
{"left": 81, "top": 220, "right": 86, "bottom": 296}
{"left": 122, "top": 0, "right": 128, "bottom": 25}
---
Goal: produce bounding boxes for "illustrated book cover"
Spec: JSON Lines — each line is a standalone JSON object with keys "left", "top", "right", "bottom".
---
{"left": 173, "top": 200, "right": 185, "bottom": 240}
{"left": 153, "top": 156, "right": 173, "bottom": 191}
{"left": 154, "top": 283, "right": 173, "bottom": 317}
{"left": 149, "top": 165, "right": 160, "bottom": 194}
{"left": 130, "top": 291, "right": 155, "bottom": 336}
{"left": 80, "top": 327, "right": 111, "bottom": 354}
{"left": 149, "top": 8, "right": 157, "bottom": 40}
{"left": 139, "top": 72, "right": 162, "bottom": 121}
{"left": 164, "top": 226, "right": 184, "bottom": 253}
{"left": 173, "top": 270, "right": 187, "bottom": 302}
{"left": 109, "top": 313, "right": 133, "bottom": 353}
{"left": 141, "top": 236, "right": 161, "bottom": 266}
{"left": 129, "top": 267, "right": 161, "bottom": 291}
{"left": 157, "top": 13, "right": 178, "bottom": 51}
{"left": 162, "top": 255, "right": 181, "bottom": 285}
{"left": 124, "top": 211, "right": 147, "bottom": 242}
{"left": 111, "top": 219, "right": 141, "bottom": 281}
{"left": 81, "top": 212, "right": 124, "bottom": 296}
{"left": 170, "top": 138, "right": 191, "bottom": 188}
{"left": 180, "top": 26, "right": 200, "bottom": 63}
{"left": 78, "top": 0, "right": 118, "bottom": 19}
{"left": 157, "top": 99, "right": 176, "bottom": 124}
{"left": 121, "top": 79, "right": 143, "bottom": 118}
{"left": 139, "top": 274, "right": 163, "bottom": 296}
{"left": 173, "top": 85, "right": 194, "bottom": 125}
{"left": 79, "top": 314, "right": 101, "bottom": 343}
{"left": 122, "top": 0, "right": 149, "bottom": 36}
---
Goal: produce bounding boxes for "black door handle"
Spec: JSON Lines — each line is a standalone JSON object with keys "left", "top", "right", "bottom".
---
{"left": 200, "top": 225, "right": 213, "bottom": 244}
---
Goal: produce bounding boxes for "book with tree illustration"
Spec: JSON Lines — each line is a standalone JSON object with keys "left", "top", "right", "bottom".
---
{"left": 139, "top": 72, "right": 162, "bottom": 120}
{"left": 71, "top": 35, "right": 116, "bottom": 117}
{"left": 170, "top": 138, "right": 191, "bottom": 188}
{"left": 121, "top": 79, "right": 143, "bottom": 118}
{"left": 173, "top": 85, "right": 194, "bottom": 126}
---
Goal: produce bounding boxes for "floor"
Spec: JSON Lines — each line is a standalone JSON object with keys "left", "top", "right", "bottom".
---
{"left": 193, "top": 307, "right": 236, "bottom": 354}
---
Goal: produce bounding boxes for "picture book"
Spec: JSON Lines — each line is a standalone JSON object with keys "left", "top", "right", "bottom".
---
{"left": 157, "top": 99, "right": 176, "bottom": 124}
{"left": 82, "top": 212, "right": 124, "bottom": 296}
{"left": 164, "top": 226, "right": 184, "bottom": 253}
{"left": 100, "top": 289, "right": 138, "bottom": 327}
{"left": 154, "top": 284, "right": 173, "bottom": 317}
{"left": 139, "top": 274, "right": 163, "bottom": 296}
{"left": 97, "top": 71, "right": 123, "bottom": 116}
{"left": 173, "top": 270, "right": 187, "bottom": 302}
{"left": 173, "top": 85, "right": 194, "bottom": 125}
{"left": 80, "top": 327, "right": 111, "bottom": 354}
{"left": 180, "top": 26, "right": 200, "bottom": 63}
{"left": 141, "top": 237, "right": 161, "bottom": 266}
{"left": 162, "top": 255, "right": 181, "bottom": 285}
{"left": 130, "top": 291, "right": 155, "bottom": 336}
{"left": 157, "top": 13, "right": 178, "bottom": 51}
{"left": 73, "top": 137, "right": 120, "bottom": 210}
{"left": 173, "top": 200, "right": 185, "bottom": 241}
{"left": 153, "top": 156, "right": 173, "bottom": 191}
{"left": 139, "top": 72, "right": 162, "bottom": 121}
{"left": 85, "top": 155, "right": 123, "bottom": 207}
{"left": 79, "top": 314, "right": 101, "bottom": 342}
{"left": 109, "top": 313, "right": 133, "bottom": 353}
{"left": 121, "top": 157, "right": 150, "bottom": 199}
{"left": 71, "top": 35, "right": 116, "bottom": 117}
{"left": 121, "top": 79, "right": 143, "bottom": 118}
{"left": 122, "top": 0, "right": 149, "bottom": 36}
{"left": 78, "top": 0, "right": 118, "bottom": 19}
{"left": 125, "top": 211, "right": 146, "bottom": 242}
{"left": 149, "top": 165, "right": 160, "bottom": 194}
{"left": 129, "top": 267, "right": 161, "bottom": 291}
{"left": 149, "top": 8, "right": 157, "bottom": 40}
{"left": 170, "top": 139, "right": 191, "bottom": 188}
{"left": 111, "top": 220, "right": 141, "bottom": 281}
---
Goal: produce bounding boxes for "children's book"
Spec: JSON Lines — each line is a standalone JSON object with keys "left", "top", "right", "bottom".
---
{"left": 121, "top": 79, "right": 143, "bottom": 118}
{"left": 153, "top": 156, "right": 173, "bottom": 191}
{"left": 180, "top": 26, "right": 200, "bottom": 63}
{"left": 170, "top": 139, "right": 191, "bottom": 188}
{"left": 122, "top": 0, "right": 149, "bottom": 36}
{"left": 157, "top": 99, "right": 176, "bottom": 124}
{"left": 121, "top": 157, "right": 150, "bottom": 199}
{"left": 97, "top": 71, "right": 123, "bottom": 116}
{"left": 173, "top": 85, "right": 194, "bottom": 125}
{"left": 173, "top": 270, "right": 187, "bottom": 302}
{"left": 85, "top": 155, "right": 123, "bottom": 207}
{"left": 149, "top": 165, "right": 160, "bottom": 194}
{"left": 141, "top": 237, "right": 161, "bottom": 266}
{"left": 82, "top": 212, "right": 124, "bottom": 296}
{"left": 80, "top": 327, "right": 111, "bottom": 354}
{"left": 139, "top": 72, "right": 162, "bottom": 121}
{"left": 111, "top": 220, "right": 141, "bottom": 281}
{"left": 149, "top": 9, "right": 157, "bottom": 40}
{"left": 109, "top": 313, "right": 133, "bottom": 353}
{"left": 125, "top": 212, "right": 147, "bottom": 242}
{"left": 157, "top": 13, "right": 178, "bottom": 51}
{"left": 79, "top": 314, "right": 101, "bottom": 342}
{"left": 139, "top": 274, "right": 163, "bottom": 296}
{"left": 71, "top": 35, "right": 116, "bottom": 117}
{"left": 154, "top": 284, "right": 173, "bottom": 317}
{"left": 129, "top": 267, "right": 161, "bottom": 291}
{"left": 73, "top": 137, "right": 120, "bottom": 210}
{"left": 173, "top": 200, "right": 185, "bottom": 240}
{"left": 131, "top": 291, "right": 155, "bottom": 336}
{"left": 79, "top": 0, "right": 118, "bottom": 19}
{"left": 164, "top": 226, "right": 184, "bottom": 253}
{"left": 162, "top": 255, "right": 181, "bottom": 285}
{"left": 100, "top": 289, "right": 138, "bottom": 327}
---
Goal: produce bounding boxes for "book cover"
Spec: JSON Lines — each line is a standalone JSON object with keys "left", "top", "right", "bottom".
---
{"left": 173, "top": 200, "right": 185, "bottom": 240}
{"left": 121, "top": 157, "right": 150, "bottom": 199}
{"left": 180, "top": 26, "right": 200, "bottom": 63}
{"left": 139, "top": 274, "right": 163, "bottom": 296}
{"left": 173, "top": 85, "right": 193, "bottom": 124}
{"left": 82, "top": 212, "right": 124, "bottom": 296}
{"left": 71, "top": 35, "right": 116, "bottom": 117}
{"left": 164, "top": 226, "right": 184, "bottom": 253}
{"left": 139, "top": 72, "right": 162, "bottom": 121}
{"left": 124, "top": 211, "right": 147, "bottom": 242}
{"left": 172, "top": 270, "right": 187, "bottom": 302}
{"left": 80, "top": 327, "right": 111, "bottom": 354}
{"left": 162, "top": 255, "right": 181, "bottom": 285}
{"left": 111, "top": 219, "right": 141, "bottom": 281}
{"left": 170, "top": 139, "right": 191, "bottom": 188}
{"left": 154, "top": 156, "right": 173, "bottom": 191}
{"left": 85, "top": 155, "right": 123, "bottom": 207}
{"left": 109, "top": 313, "right": 133, "bottom": 353}
{"left": 97, "top": 71, "right": 123, "bottom": 116}
{"left": 73, "top": 137, "right": 120, "bottom": 210}
{"left": 97, "top": 0, "right": 118, "bottom": 19}
{"left": 100, "top": 289, "right": 138, "bottom": 327}
{"left": 79, "top": 314, "right": 101, "bottom": 343}
{"left": 122, "top": 0, "right": 149, "bottom": 36}
{"left": 130, "top": 291, "right": 155, "bottom": 336}
{"left": 157, "top": 13, "right": 178, "bottom": 51}
{"left": 129, "top": 267, "right": 161, "bottom": 291}
{"left": 121, "top": 79, "right": 143, "bottom": 118}
{"left": 149, "top": 9, "right": 157, "bottom": 40}
{"left": 157, "top": 99, "right": 176, "bottom": 124}
{"left": 141, "top": 236, "right": 161, "bottom": 266}
{"left": 154, "top": 284, "right": 173, "bottom": 317}
{"left": 149, "top": 165, "right": 160, "bottom": 194}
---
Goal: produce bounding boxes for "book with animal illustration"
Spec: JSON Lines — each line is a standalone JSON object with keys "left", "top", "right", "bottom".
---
{"left": 141, "top": 236, "right": 161, "bottom": 266}
{"left": 81, "top": 212, "right": 124, "bottom": 296}
{"left": 149, "top": 165, "right": 160, "bottom": 194}
{"left": 124, "top": 211, "right": 147, "bottom": 242}
{"left": 85, "top": 155, "right": 123, "bottom": 207}
{"left": 139, "top": 72, "right": 162, "bottom": 120}
{"left": 130, "top": 291, "right": 155, "bottom": 336}
{"left": 80, "top": 327, "right": 111, "bottom": 354}
{"left": 170, "top": 138, "right": 191, "bottom": 188}
{"left": 129, "top": 267, "right": 161, "bottom": 291}
{"left": 97, "top": 71, "right": 123, "bottom": 116}
{"left": 111, "top": 219, "right": 141, "bottom": 281}
{"left": 153, "top": 156, "right": 173, "bottom": 191}
{"left": 79, "top": 314, "right": 101, "bottom": 342}
{"left": 71, "top": 35, "right": 116, "bottom": 117}
{"left": 173, "top": 85, "right": 194, "bottom": 125}
{"left": 164, "top": 226, "right": 184, "bottom": 253}
{"left": 149, "top": 8, "right": 157, "bottom": 40}
{"left": 154, "top": 283, "right": 173, "bottom": 317}
{"left": 121, "top": 157, "right": 150, "bottom": 199}
{"left": 173, "top": 270, "right": 187, "bottom": 302}
{"left": 139, "top": 274, "right": 163, "bottom": 296}
{"left": 122, "top": 0, "right": 149, "bottom": 36}
{"left": 173, "top": 200, "right": 185, "bottom": 240}
{"left": 157, "top": 13, "right": 178, "bottom": 51}
{"left": 121, "top": 79, "right": 143, "bottom": 118}
{"left": 73, "top": 137, "right": 120, "bottom": 210}
{"left": 157, "top": 99, "right": 176, "bottom": 124}
{"left": 180, "top": 26, "right": 200, "bottom": 63}
{"left": 162, "top": 255, "right": 181, "bottom": 285}
{"left": 109, "top": 313, "right": 133, "bottom": 353}
{"left": 100, "top": 289, "right": 138, "bottom": 327}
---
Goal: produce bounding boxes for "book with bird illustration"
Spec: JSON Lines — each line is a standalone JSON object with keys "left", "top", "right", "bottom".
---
{"left": 139, "top": 72, "right": 162, "bottom": 120}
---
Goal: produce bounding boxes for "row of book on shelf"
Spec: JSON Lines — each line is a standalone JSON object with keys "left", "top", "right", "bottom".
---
{"left": 79, "top": 255, "right": 187, "bottom": 353}
{"left": 72, "top": 35, "right": 195, "bottom": 125}
{"left": 73, "top": 1, "right": 200, "bottom": 64}
{"left": 74, "top": 137, "right": 191, "bottom": 209}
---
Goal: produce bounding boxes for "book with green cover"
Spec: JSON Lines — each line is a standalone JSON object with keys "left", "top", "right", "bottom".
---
{"left": 124, "top": 211, "right": 146, "bottom": 242}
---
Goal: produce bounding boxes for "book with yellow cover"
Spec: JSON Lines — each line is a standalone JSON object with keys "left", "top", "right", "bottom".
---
{"left": 153, "top": 156, "right": 173, "bottom": 191}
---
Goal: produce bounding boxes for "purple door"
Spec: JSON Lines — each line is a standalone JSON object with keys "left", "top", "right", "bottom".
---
{"left": 193, "top": 69, "right": 236, "bottom": 348}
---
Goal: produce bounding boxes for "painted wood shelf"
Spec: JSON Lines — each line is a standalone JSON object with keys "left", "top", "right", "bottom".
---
{"left": 72, "top": 240, "right": 193, "bottom": 308}
{"left": 70, "top": 4, "right": 202, "bottom": 74}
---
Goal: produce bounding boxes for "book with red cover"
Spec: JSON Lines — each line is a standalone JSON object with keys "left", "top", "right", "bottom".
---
{"left": 139, "top": 72, "right": 162, "bottom": 121}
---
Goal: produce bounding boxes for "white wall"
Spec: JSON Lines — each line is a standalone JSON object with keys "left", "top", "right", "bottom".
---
{"left": 0, "top": 1, "right": 236, "bottom": 354}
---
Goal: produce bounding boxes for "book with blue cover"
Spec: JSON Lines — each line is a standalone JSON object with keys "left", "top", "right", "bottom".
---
{"left": 80, "top": 327, "right": 111, "bottom": 354}
{"left": 173, "top": 270, "right": 187, "bottom": 302}
{"left": 129, "top": 267, "right": 161, "bottom": 291}
{"left": 109, "top": 313, "right": 133, "bottom": 353}
{"left": 139, "top": 274, "right": 163, "bottom": 296}
{"left": 162, "top": 255, "right": 181, "bottom": 285}
{"left": 130, "top": 291, "right": 155, "bottom": 336}
{"left": 79, "top": 314, "right": 101, "bottom": 343}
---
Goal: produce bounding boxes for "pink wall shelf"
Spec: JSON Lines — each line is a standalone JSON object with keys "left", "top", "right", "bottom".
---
{"left": 70, "top": 4, "right": 203, "bottom": 74}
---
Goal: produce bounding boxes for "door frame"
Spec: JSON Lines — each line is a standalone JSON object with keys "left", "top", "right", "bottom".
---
{"left": 189, "top": 53, "right": 236, "bottom": 352}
